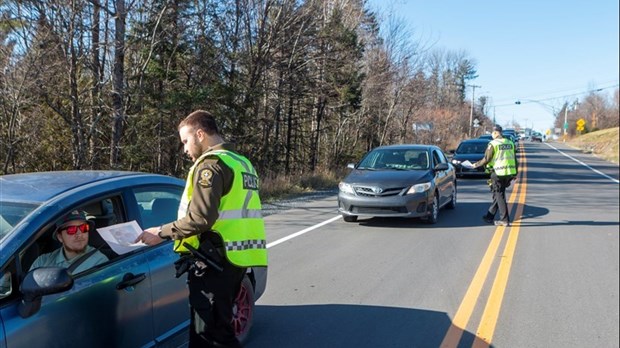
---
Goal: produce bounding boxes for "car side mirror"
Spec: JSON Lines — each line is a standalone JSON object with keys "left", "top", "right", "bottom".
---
{"left": 18, "top": 267, "right": 73, "bottom": 318}
{"left": 434, "top": 163, "right": 449, "bottom": 171}
{"left": 448, "top": 149, "right": 455, "bottom": 154}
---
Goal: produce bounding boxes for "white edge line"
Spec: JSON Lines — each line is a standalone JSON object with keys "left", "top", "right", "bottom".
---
{"left": 267, "top": 215, "right": 342, "bottom": 249}
{"left": 545, "top": 142, "right": 619, "bottom": 184}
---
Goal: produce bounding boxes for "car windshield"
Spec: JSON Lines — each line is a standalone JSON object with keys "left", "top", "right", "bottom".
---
{"left": 0, "top": 201, "right": 39, "bottom": 241}
{"left": 358, "top": 149, "right": 429, "bottom": 170}
{"left": 456, "top": 143, "right": 487, "bottom": 154}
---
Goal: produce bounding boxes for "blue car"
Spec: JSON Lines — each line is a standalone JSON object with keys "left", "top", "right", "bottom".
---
{"left": 0, "top": 171, "right": 267, "bottom": 347}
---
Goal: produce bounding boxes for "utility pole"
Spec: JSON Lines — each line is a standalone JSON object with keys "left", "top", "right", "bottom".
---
{"left": 563, "top": 105, "right": 568, "bottom": 142}
{"left": 468, "top": 84, "right": 481, "bottom": 137}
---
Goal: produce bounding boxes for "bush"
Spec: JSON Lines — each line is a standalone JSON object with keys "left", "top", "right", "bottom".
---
{"left": 260, "top": 167, "right": 346, "bottom": 202}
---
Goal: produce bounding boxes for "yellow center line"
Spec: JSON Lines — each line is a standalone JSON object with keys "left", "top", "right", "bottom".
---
{"left": 473, "top": 147, "right": 528, "bottom": 347}
{"left": 440, "top": 142, "right": 527, "bottom": 348}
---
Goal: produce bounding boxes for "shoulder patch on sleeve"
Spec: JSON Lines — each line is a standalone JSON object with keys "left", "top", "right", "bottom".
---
{"left": 198, "top": 168, "right": 214, "bottom": 187}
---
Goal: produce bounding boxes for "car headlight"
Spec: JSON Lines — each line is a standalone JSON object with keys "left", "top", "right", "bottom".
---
{"left": 407, "top": 182, "right": 431, "bottom": 194}
{"left": 339, "top": 182, "right": 355, "bottom": 195}
{"left": 451, "top": 159, "right": 461, "bottom": 165}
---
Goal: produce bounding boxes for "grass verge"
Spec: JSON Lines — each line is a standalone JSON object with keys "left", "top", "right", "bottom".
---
{"left": 566, "top": 127, "right": 619, "bottom": 164}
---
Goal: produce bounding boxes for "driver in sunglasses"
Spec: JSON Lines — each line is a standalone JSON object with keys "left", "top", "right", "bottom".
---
{"left": 30, "top": 210, "right": 108, "bottom": 274}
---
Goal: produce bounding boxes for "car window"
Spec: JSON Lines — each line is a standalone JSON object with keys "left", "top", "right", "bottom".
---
{"left": 432, "top": 150, "right": 442, "bottom": 167}
{"left": 132, "top": 187, "right": 183, "bottom": 229}
{"left": 457, "top": 143, "right": 486, "bottom": 154}
{"left": 437, "top": 150, "right": 449, "bottom": 163}
{"left": 20, "top": 196, "right": 126, "bottom": 278}
{"left": 0, "top": 201, "right": 39, "bottom": 242}
{"left": 359, "top": 150, "right": 430, "bottom": 170}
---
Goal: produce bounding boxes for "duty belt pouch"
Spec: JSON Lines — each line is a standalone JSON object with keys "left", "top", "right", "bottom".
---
{"left": 199, "top": 238, "right": 224, "bottom": 265}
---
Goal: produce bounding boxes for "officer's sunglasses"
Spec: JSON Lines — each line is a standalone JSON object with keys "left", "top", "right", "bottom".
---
{"left": 63, "top": 223, "right": 90, "bottom": 235}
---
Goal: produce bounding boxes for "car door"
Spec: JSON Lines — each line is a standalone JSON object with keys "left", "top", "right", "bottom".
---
{"left": 432, "top": 149, "right": 451, "bottom": 205}
{"left": 1, "top": 249, "right": 155, "bottom": 348}
{"left": 0, "top": 195, "right": 156, "bottom": 348}
{"left": 129, "top": 186, "right": 189, "bottom": 344}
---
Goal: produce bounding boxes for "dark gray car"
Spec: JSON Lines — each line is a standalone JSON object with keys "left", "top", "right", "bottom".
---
{"left": 0, "top": 171, "right": 267, "bottom": 347}
{"left": 337, "top": 144, "right": 457, "bottom": 223}
{"left": 449, "top": 138, "right": 491, "bottom": 178}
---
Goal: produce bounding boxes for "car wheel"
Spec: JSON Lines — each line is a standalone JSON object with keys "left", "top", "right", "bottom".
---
{"left": 343, "top": 215, "right": 358, "bottom": 222}
{"left": 446, "top": 185, "right": 457, "bottom": 210}
{"left": 425, "top": 193, "right": 439, "bottom": 224}
{"left": 233, "top": 276, "right": 255, "bottom": 343}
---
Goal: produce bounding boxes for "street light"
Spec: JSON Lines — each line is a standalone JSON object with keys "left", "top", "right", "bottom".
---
{"left": 468, "top": 84, "right": 481, "bottom": 137}
{"left": 515, "top": 98, "right": 578, "bottom": 142}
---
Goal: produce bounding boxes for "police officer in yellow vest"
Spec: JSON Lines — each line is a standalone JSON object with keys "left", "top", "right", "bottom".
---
{"left": 137, "top": 110, "right": 267, "bottom": 348}
{"left": 472, "top": 124, "right": 518, "bottom": 226}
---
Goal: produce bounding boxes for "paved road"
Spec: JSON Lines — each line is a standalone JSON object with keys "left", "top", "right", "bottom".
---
{"left": 249, "top": 141, "right": 619, "bottom": 348}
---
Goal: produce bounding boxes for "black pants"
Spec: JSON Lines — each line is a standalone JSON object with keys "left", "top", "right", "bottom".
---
{"left": 484, "top": 173, "right": 513, "bottom": 223}
{"left": 187, "top": 258, "right": 246, "bottom": 348}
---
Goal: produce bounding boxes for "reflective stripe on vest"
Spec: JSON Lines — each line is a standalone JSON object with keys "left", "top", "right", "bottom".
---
{"left": 488, "top": 138, "right": 517, "bottom": 176}
{"left": 174, "top": 150, "right": 268, "bottom": 267}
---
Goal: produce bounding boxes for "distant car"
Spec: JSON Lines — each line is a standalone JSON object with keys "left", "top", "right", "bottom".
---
{"left": 503, "top": 129, "right": 517, "bottom": 140}
{"left": 0, "top": 171, "right": 267, "bottom": 347}
{"left": 531, "top": 132, "right": 543, "bottom": 142}
{"left": 449, "top": 138, "right": 491, "bottom": 178}
{"left": 478, "top": 134, "right": 493, "bottom": 140}
{"left": 502, "top": 133, "right": 519, "bottom": 152}
{"left": 503, "top": 131, "right": 518, "bottom": 143}
{"left": 337, "top": 144, "right": 457, "bottom": 224}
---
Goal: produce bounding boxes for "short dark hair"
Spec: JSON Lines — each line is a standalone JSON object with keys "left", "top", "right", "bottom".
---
{"left": 178, "top": 110, "right": 219, "bottom": 135}
{"left": 492, "top": 124, "right": 503, "bottom": 133}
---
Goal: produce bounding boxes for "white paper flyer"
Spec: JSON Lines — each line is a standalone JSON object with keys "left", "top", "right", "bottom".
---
{"left": 96, "top": 220, "right": 147, "bottom": 255}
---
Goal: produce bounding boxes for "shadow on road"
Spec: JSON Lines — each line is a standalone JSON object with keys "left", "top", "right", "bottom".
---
{"left": 248, "top": 304, "right": 488, "bottom": 348}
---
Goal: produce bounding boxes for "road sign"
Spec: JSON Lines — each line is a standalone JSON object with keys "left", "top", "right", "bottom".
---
{"left": 563, "top": 122, "right": 569, "bottom": 129}
{"left": 576, "top": 125, "right": 585, "bottom": 131}
{"left": 576, "top": 118, "right": 586, "bottom": 127}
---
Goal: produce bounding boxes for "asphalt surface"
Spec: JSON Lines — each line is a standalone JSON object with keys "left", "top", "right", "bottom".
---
{"left": 249, "top": 141, "right": 619, "bottom": 348}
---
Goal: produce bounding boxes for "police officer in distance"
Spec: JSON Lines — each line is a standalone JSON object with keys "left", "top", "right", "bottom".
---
{"left": 471, "top": 124, "right": 518, "bottom": 226}
{"left": 137, "top": 110, "right": 268, "bottom": 347}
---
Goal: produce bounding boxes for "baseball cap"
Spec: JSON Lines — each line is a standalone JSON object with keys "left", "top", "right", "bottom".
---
{"left": 56, "top": 210, "right": 88, "bottom": 230}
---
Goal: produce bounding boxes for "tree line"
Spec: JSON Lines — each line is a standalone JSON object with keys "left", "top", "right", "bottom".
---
{"left": 1, "top": 0, "right": 616, "bottom": 179}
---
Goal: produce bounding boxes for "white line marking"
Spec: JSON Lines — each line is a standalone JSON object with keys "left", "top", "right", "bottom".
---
{"left": 545, "top": 142, "right": 619, "bottom": 184}
{"left": 267, "top": 215, "right": 342, "bottom": 248}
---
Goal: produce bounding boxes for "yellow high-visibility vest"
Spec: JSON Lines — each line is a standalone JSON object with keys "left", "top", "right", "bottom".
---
{"left": 487, "top": 138, "right": 517, "bottom": 176}
{"left": 174, "top": 150, "right": 267, "bottom": 267}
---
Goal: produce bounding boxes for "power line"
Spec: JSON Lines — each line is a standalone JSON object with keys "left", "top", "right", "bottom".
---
{"left": 493, "top": 84, "right": 619, "bottom": 108}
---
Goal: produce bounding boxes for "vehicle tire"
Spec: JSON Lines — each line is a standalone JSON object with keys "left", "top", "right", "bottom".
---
{"left": 425, "top": 193, "right": 439, "bottom": 224}
{"left": 446, "top": 185, "right": 457, "bottom": 210}
{"left": 343, "top": 215, "right": 358, "bottom": 222}
{"left": 233, "top": 275, "right": 255, "bottom": 343}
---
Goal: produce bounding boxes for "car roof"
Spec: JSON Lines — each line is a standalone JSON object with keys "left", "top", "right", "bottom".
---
{"left": 371, "top": 144, "right": 439, "bottom": 151}
{"left": 459, "top": 139, "right": 490, "bottom": 144}
{"left": 0, "top": 171, "right": 159, "bottom": 204}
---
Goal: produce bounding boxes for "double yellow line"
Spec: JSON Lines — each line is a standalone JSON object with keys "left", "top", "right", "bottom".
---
{"left": 441, "top": 143, "right": 528, "bottom": 348}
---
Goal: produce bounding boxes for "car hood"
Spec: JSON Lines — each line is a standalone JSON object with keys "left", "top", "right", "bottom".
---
{"left": 344, "top": 169, "right": 433, "bottom": 187}
{"left": 452, "top": 153, "right": 485, "bottom": 161}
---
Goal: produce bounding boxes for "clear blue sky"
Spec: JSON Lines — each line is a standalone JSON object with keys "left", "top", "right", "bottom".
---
{"left": 368, "top": 0, "right": 619, "bottom": 133}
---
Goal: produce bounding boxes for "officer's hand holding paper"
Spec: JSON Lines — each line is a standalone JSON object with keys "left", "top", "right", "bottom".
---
{"left": 461, "top": 160, "right": 475, "bottom": 169}
{"left": 97, "top": 220, "right": 147, "bottom": 254}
